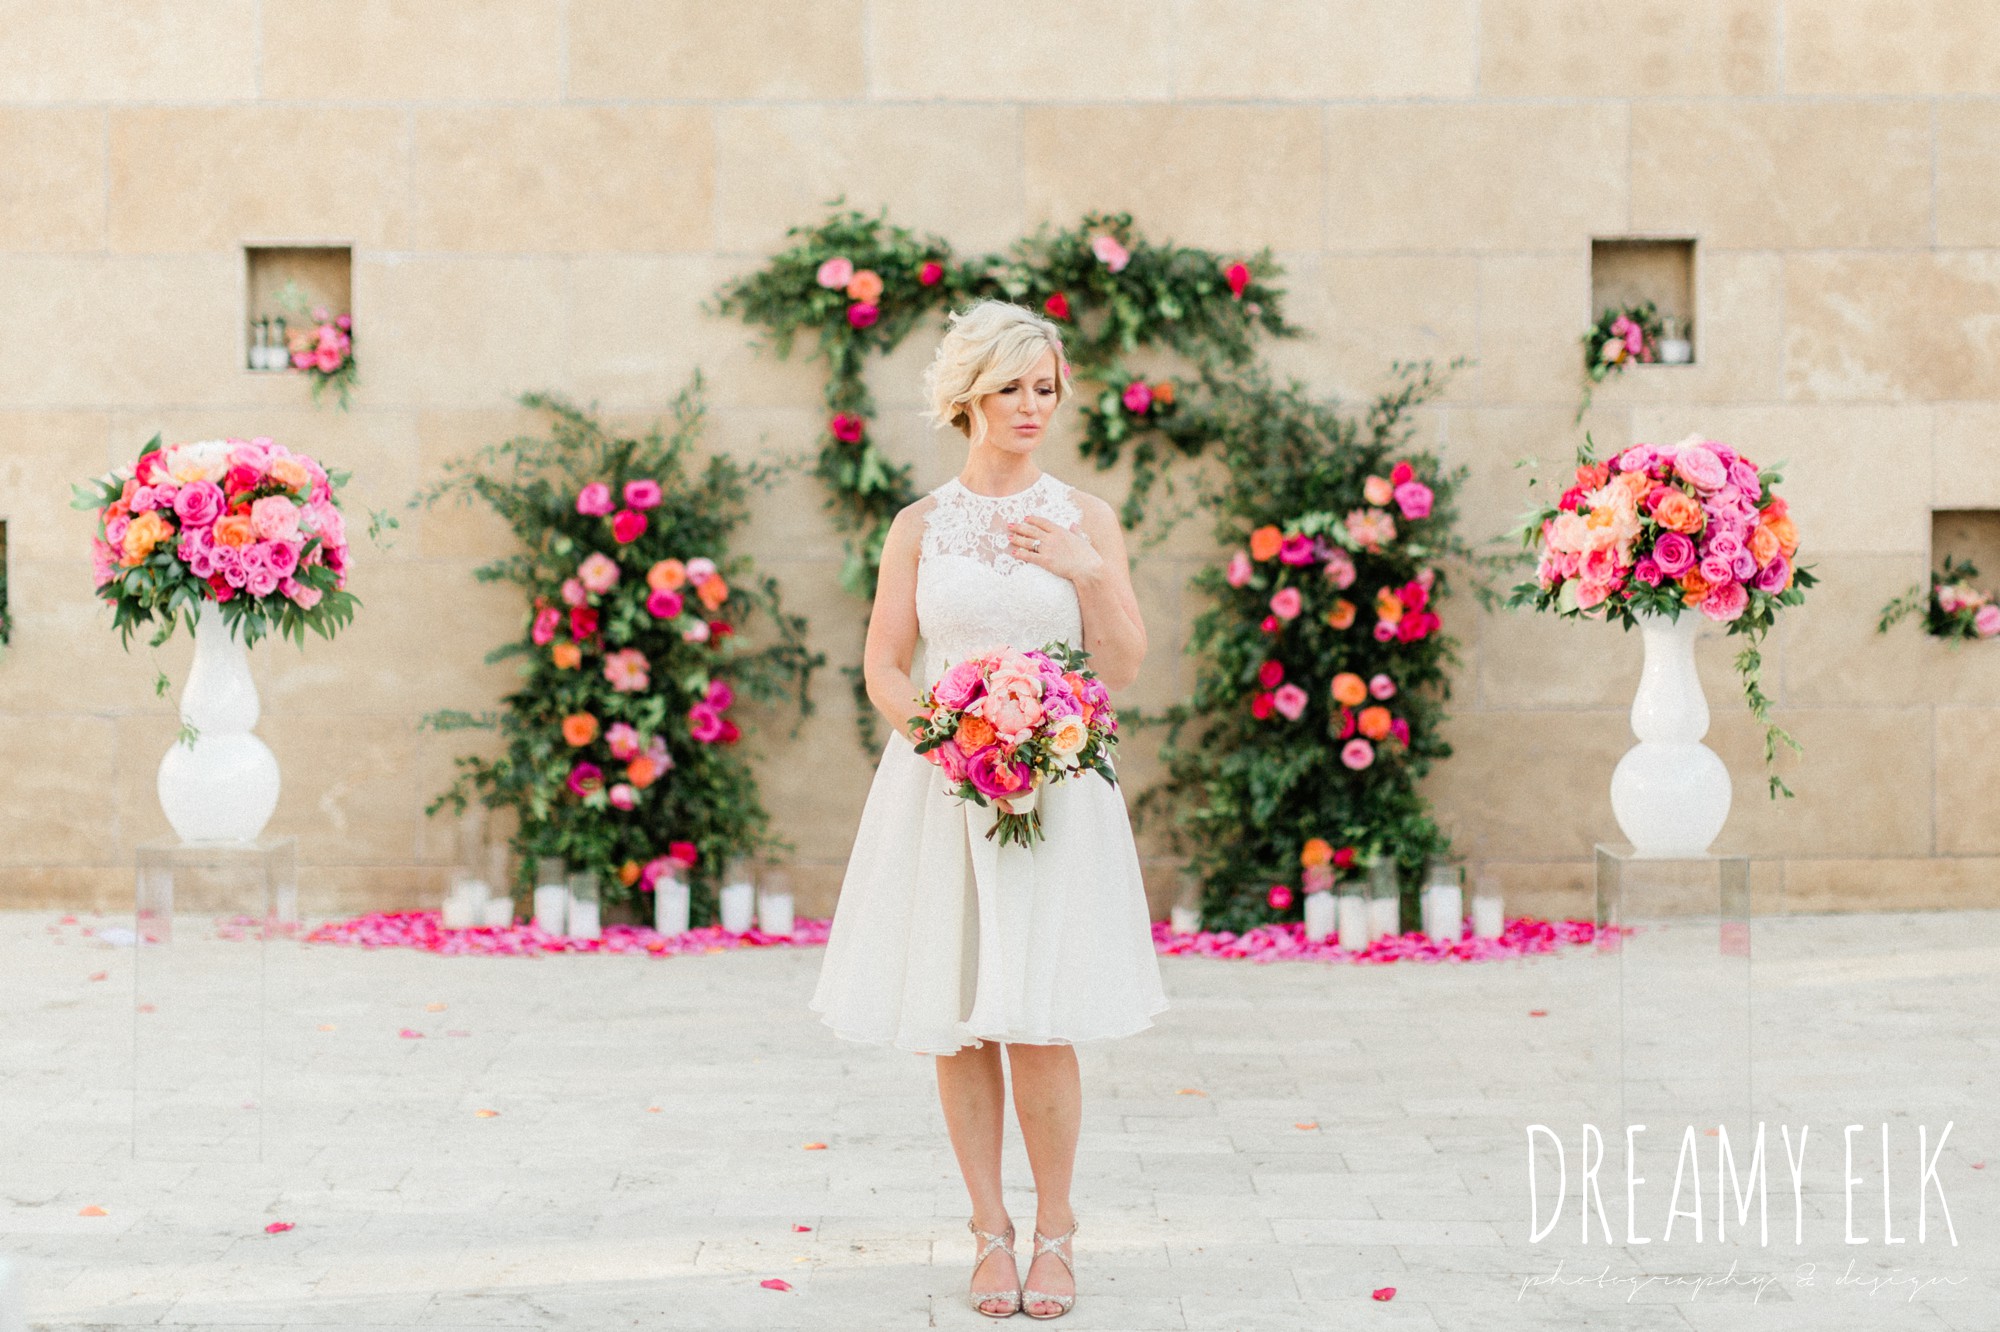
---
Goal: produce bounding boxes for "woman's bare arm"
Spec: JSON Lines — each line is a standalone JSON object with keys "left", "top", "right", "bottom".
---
{"left": 862, "top": 500, "right": 930, "bottom": 742}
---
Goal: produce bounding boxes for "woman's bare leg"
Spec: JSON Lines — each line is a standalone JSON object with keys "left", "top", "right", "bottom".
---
{"left": 1006, "top": 1042, "right": 1080, "bottom": 1315}
{"left": 935, "top": 1041, "right": 1018, "bottom": 1313}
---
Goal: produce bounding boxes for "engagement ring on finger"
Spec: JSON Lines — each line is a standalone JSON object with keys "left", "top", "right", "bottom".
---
{"left": 1032, "top": 538, "right": 1043, "bottom": 550}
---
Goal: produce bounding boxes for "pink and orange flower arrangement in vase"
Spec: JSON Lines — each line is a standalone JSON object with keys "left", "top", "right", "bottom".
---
{"left": 73, "top": 435, "right": 359, "bottom": 842}
{"left": 909, "top": 641, "right": 1118, "bottom": 848}
{"left": 1512, "top": 436, "right": 1815, "bottom": 849}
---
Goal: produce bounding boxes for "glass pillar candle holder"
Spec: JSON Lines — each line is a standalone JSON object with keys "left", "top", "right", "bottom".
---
{"left": 1169, "top": 863, "right": 1203, "bottom": 935}
{"left": 1302, "top": 889, "right": 1335, "bottom": 943}
{"left": 757, "top": 866, "right": 795, "bottom": 937}
{"left": 718, "top": 856, "right": 756, "bottom": 934}
{"left": 1471, "top": 868, "right": 1505, "bottom": 940}
{"left": 440, "top": 869, "right": 486, "bottom": 930}
{"left": 532, "top": 856, "right": 567, "bottom": 934}
{"left": 1421, "top": 860, "right": 1465, "bottom": 941}
{"left": 653, "top": 871, "right": 690, "bottom": 936}
{"left": 1336, "top": 891, "right": 1370, "bottom": 950}
{"left": 1367, "top": 857, "right": 1401, "bottom": 938}
{"left": 565, "top": 870, "right": 602, "bottom": 940}
{"left": 483, "top": 843, "right": 515, "bottom": 926}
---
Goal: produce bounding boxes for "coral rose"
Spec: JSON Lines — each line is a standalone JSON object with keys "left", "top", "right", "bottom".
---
{"left": 1765, "top": 515, "right": 1799, "bottom": 557}
{"left": 1327, "top": 599, "right": 1357, "bottom": 630}
{"left": 561, "top": 713, "right": 599, "bottom": 747}
{"left": 1301, "top": 838, "right": 1333, "bottom": 868}
{"left": 1357, "top": 706, "right": 1393, "bottom": 741}
{"left": 845, "top": 268, "right": 884, "bottom": 303}
{"left": 1654, "top": 490, "right": 1706, "bottom": 535}
{"left": 648, "top": 558, "right": 687, "bottom": 591}
{"left": 1748, "top": 524, "right": 1781, "bottom": 568}
{"left": 955, "top": 714, "right": 997, "bottom": 751}
{"left": 1363, "top": 475, "right": 1394, "bottom": 507}
{"left": 1330, "top": 673, "right": 1368, "bottom": 708}
{"left": 212, "top": 514, "right": 254, "bottom": 548}
{"left": 1049, "top": 716, "right": 1088, "bottom": 757}
{"left": 120, "top": 511, "right": 174, "bottom": 565}
{"left": 1249, "top": 525, "right": 1283, "bottom": 561}
{"left": 697, "top": 576, "right": 729, "bottom": 610}
{"left": 552, "top": 642, "right": 581, "bottom": 669}
{"left": 1375, "top": 588, "right": 1405, "bottom": 624}
{"left": 626, "top": 756, "right": 660, "bottom": 788}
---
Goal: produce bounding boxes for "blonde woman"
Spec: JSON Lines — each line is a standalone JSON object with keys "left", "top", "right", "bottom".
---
{"left": 810, "top": 300, "right": 1167, "bottom": 1318}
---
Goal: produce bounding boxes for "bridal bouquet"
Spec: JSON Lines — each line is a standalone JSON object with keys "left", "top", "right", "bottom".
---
{"left": 73, "top": 435, "right": 359, "bottom": 647}
{"left": 909, "top": 642, "right": 1118, "bottom": 848}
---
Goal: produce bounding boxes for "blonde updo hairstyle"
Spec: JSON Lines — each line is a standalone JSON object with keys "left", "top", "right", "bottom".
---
{"left": 922, "top": 300, "right": 1073, "bottom": 447}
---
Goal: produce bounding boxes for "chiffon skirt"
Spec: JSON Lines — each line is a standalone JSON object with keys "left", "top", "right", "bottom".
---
{"left": 809, "top": 731, "right": 1169, "bottom": 1055}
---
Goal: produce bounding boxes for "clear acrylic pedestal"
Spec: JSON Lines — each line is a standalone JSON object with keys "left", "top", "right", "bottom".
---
{"left": 133, "top": 838, "right": 298, "bottom": 1162}
{"left": 1594, "top": 845, "right": 1751, "bottom": 1134}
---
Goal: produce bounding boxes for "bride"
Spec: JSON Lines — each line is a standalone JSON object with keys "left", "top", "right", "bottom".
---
{"left": 809, "top": 299, "right": 1168, "bottom": 1319}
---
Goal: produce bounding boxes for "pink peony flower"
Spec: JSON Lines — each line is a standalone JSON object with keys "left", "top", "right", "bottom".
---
{"left": 1368, "top": 673, "right": 1396, "bottom": 700}
{"left": 1225, "top": 550, "right": 1253, "bottom": 588}
{"left": 1341, "top": 738, "right": 1375, "bottom": 770}
{"left": 1322, "top": 548, "right": 1357, "bottom": 590}
{"left": 578, "top": 552, "right": 620, "bottom": 594}
{"left": 983, "top": 690, "right": 1045, "bottom": 740}
{"left": 567, "top": 762, "right": 603, "bottom": 798}
{"left": 1674, "top": 444, "right": 1728, "bottom": 492}
{"left": 623, "top": 479, "right": 662, "bottom": 510}
{"left": 1121, "top": 380, "right": 1153, "bottom": 414}
{"left": 1272, "top": 683, "right": 1309, "bottom": 721}
{"left": 1278, "top": 534, "right": 1314, "bottom": 567}
{"left": 647, "top": 587, "right": 684, "bottom": 619}
{"left": 686, "top": 557, "right": 719, "bottom": 583}
{"left": 1700, "top": 582, "right": 1750, "bottom": 623}
{"left": 172, "top": 481, "right": 224, "bottom": 529}
{"left": 687, "top": 703, "right": 724, "bottom": 744}
{"left": 1393, "top": 481, "right": 1433, "bottom": 521}
{"left": 1269, "top": 586, "right": 1302, "bottom": 621}
{"left": 250, "top": 496, "right": 301, "bottom": 543}
{"left": 606, "top": 722, "right": 642, "bottom": 760}
{"left": 847, "top": 302, "right": 878, "bottom": 329}
{"left": 603, "top": 648, "right": 649, "bottom": 692}
{"left": 576, "top": 483, "right": 614, "bottom": 516}
{"left": 1977, "top": 605, "right": 2000, "bottom": 638}
{"left": 815, "top": 257, "right": 854, "bottom": 289}
{"left": 1267, "top": 883, "right": 1294, "bottom": 911}
{"left": 608, "top": 783, "right": 638, "bottom": 811}
{"left": 1091, "top": 234, "right": 1131, "bottom": 272}
{"left": 561, "top": 578, "right": 588, "bottom": 608}
{"left": 933, "top": 659, "right": 987, "bottom": 710}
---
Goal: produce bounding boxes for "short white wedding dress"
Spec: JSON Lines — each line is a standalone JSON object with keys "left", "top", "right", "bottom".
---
{"left": 809, "top": 472, "right": 1169, "bottom": 1055}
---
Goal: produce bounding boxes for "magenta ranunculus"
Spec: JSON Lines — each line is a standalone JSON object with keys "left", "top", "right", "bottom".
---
{"left": 647, "top": 587, "right": 684, "bottom": 619}
{"left": 1633, "top": 559, "right": 1663, "bottom": 586}
{"left": 1340, "top": 738, "right": 1375, "bottom": 770}
{"left": 1675, "top": 445, "right": 1728, "bottom": 492}
{"left": 847, "top": 302, "right": 879, "bottom": 329}
{"left": 919, "top": 260, "right": 944, "bottom": 286}
{"left": 1121, "top": 379, "right": 1152, "bottom": 414}
{"left": 611, "top": 509, "right": 647, "bottom": 544}
{"left": 966, "top": 746, "right": 1033, "bottom": 801}
{"left": 687, "top": 703, "right": 724, "bottom": 744}
{"left": 1388, "top": 717, "right": 1410, "bottom": 747}
{"left": 1700, "top": 582, "right": 1750, "bottom": 623}
{"left": 1267, "top": 883, "right": 1293, "bottom": 911}
{"left": 264, "top": 539, "right": 300, "bottom": 580}
{"left": 1269, "top": 586, "right": 1302, "bottom": 620}
{"left": 1393, "top": 481, "right": 1434, "bottom": 521}
{"left": 933, "top": 659, "right": 987, "bottom": 710}
{"left": 1652, "top": 531, "right": 1697, "bottom": 577}
{"left": 706, "top": 679, "right": 735, "bottom": 710}
{"left": 172, "top": 480, "right": 225, "bottom": 529}
{"left": 1752, "top": 554, "right": 1790, "bottom": 594}
{"left": 576, "top": 482, "right": 614, "bottom": 516}
{"left": 531, "top": 606, "right": 560, "bottom": 645}
{"left": 567, "top": 762, "right": 603, "bottom": 798}
{"left": 1272, "top": 683, "right": 1309, "bottom": 721}
{"left": 623, "top": 479, "right": 663, "bottom": 510}
{"left": 1278, "top": 534, "right": 1314, "bottom": 566}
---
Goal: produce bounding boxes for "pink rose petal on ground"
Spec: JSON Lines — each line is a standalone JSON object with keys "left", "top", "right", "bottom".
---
{"left": 88, "top": 971, "right": 107, "bottom": 981}
{"left": 264, "top": 1221, "right": 294, "bottom": 1234}
{"left": 1372, "top": 1286, "right": 1396, "bottom": 1301}
{"left": 398, "top": 1028, "right": 424, "bottom": 1039}
{"left": 792, "top": 1224, "right": 813, "bottom": 1233}
{"left": 760, "top": 1278, "right": 793, "bottom": 1292}
{"left": 78, "top": 1205, "right": 107, "bottom": 1217}
{"left": 475, "top": 1109, "right": 499, "bottom": 1118}
{"left": 803, "top": 1142, "right": 828, "bottom": 1150}
{"left": 1294, "top": 1122, "right": 1319, "bottom": 1131}
{"left": 1529, "top": 1009, "right": 1548, "bottom": 1017}
{"left": 1974, "top": 1162, "right": 1987, "bottom": 1170}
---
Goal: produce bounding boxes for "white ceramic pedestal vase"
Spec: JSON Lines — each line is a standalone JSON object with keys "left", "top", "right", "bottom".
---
{"left": 156, "top": 603, "right": 281, "bottom": 843}
{"left": 1610, "top": 611, "right": 1731, "bottom": 857}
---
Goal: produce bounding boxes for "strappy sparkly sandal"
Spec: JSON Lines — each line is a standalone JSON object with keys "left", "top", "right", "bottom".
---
{"left": 1022, "top": 1221, "right": 1077, "bottom": 1320}
{"left": 967, "top": 1218, "right": 1021, "bottom": 1319}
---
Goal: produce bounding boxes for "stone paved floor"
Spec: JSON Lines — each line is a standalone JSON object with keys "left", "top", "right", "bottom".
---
{"left": 2, "top": 908, "right": 1996, "bottom": 1332}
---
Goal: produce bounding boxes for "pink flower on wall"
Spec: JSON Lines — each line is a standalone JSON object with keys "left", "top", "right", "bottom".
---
{"left": 815, "top": 257, "right": 854, "bottom": 289}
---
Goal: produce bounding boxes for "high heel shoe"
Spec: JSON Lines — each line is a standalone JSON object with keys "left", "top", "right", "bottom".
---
{"left": 1021, "top": 1221, "right": 1077, "bottom": 1320}
{"left": 966, "top": 1218, "right": 1021, "bottom": 1319}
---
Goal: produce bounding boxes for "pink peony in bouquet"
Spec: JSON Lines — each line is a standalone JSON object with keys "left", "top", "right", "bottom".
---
{"left": 908, "top": 641, "right": 1118, "bottom": 848}
{"left": 73, "top": 435, "right": 358, "bottom": 647}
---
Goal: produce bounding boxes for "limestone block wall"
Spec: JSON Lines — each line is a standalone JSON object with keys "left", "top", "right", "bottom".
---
{"left": 1, "top": 0, "right": 1996, "bottom": 917}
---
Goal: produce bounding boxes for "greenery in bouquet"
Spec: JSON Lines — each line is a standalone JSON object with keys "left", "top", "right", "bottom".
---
{"left": 1506, "top": 435, "right": 1815, "bottom": 796}
{"left": 1140, "top": 364, "right": 1475, "bottom": 933}
{"left": 1576, "top": 300, "right": 1662, "bottom": 421}
{"left": 418, "top": 382, "right": 821, "bottom": 921}
{"left": 1878, "top": 556, "right": 2000, "bottom": 642}
{"left": 714, "top": 203, "right": 1298, "bottom": 744}
{"left": 71, "top": 434, "right": 360, "bottom": 650}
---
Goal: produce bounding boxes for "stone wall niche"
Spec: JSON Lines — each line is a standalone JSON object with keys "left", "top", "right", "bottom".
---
{"left": 244, "top": 246, "right": 351, "bottom": 373}
{"left": 1931, "top": 509, "right": 2000, "bottom": 583}
{"left": 1591, "top": 238, "right": 1696, "bottom": 365}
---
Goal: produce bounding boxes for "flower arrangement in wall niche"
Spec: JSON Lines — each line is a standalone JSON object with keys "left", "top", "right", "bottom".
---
{"left": 1878, "top": 556, "right": 2000, "bottom": 642}
{"left": 715, "top": 203, "right": 1297, "bottom": 744}
{"left": 277, "top": 282, "right": 356, "bottom": 410}
{"left": 72, "top": 435, "right": 359, "bottom": 648}
{"left": 1138, "top": 364, "right": 1478, "bottom": 933}
{"left": 417, "top": 381, "right": 821, "bottom": 922}
{"left": 1575, "top": 300, "right": 1662, "bottom": 421}
{"left": 1509, "top": 435, "right": 1815, "bottom": 797}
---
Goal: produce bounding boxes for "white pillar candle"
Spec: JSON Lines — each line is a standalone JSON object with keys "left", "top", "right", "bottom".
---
{"left": 1472, "top": 892, "right": 1505, "bottom": 941}
{"left": 1337, "top": 892, "right": 1370, "bottom": 950}
{"left": 1370, "top": 894, "right": 1400, "bottom": 939}
{"left": 1169, "top": 905, "right": 1200, "bottom": 936}
{"left": 1422, "top": 884, "right": 1464, "bottom": 941}
{"left": 654, "top": 877, "right": 690, "bottom": 936}
{"left": 481, "top": 896, "right": 515, "bottom": 928}
{"left": 440, "top": 893, "right": 476, "bottom": 930}
{"left": 532, "top": 884, "right": 567, "bottom": 934}
{"left": 565, "top": 898, "right": 601, "bottom": 941}
{"left": 718, "top": 881, "right": 755, "bottom": 934}
{"left": 758, "top": 890, "right": 795, "bottom": 937}
{"left": 1302, "top": 890, "right": 1335, "bottom": 943}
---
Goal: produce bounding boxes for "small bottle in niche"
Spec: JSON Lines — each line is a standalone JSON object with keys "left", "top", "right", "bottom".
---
{"left": 248, "top": 320, "right": 266, "bottom": 371}
{"left": 1659, "top": 315, "right": 1693, "bottom": 365}
{"left": 271, "top": 316, "right": 289, "bottom": 369}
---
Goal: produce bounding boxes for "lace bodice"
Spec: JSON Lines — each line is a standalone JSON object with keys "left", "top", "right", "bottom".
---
{"left": 914, "top": 474, "right": 1089, "bottom": 686}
